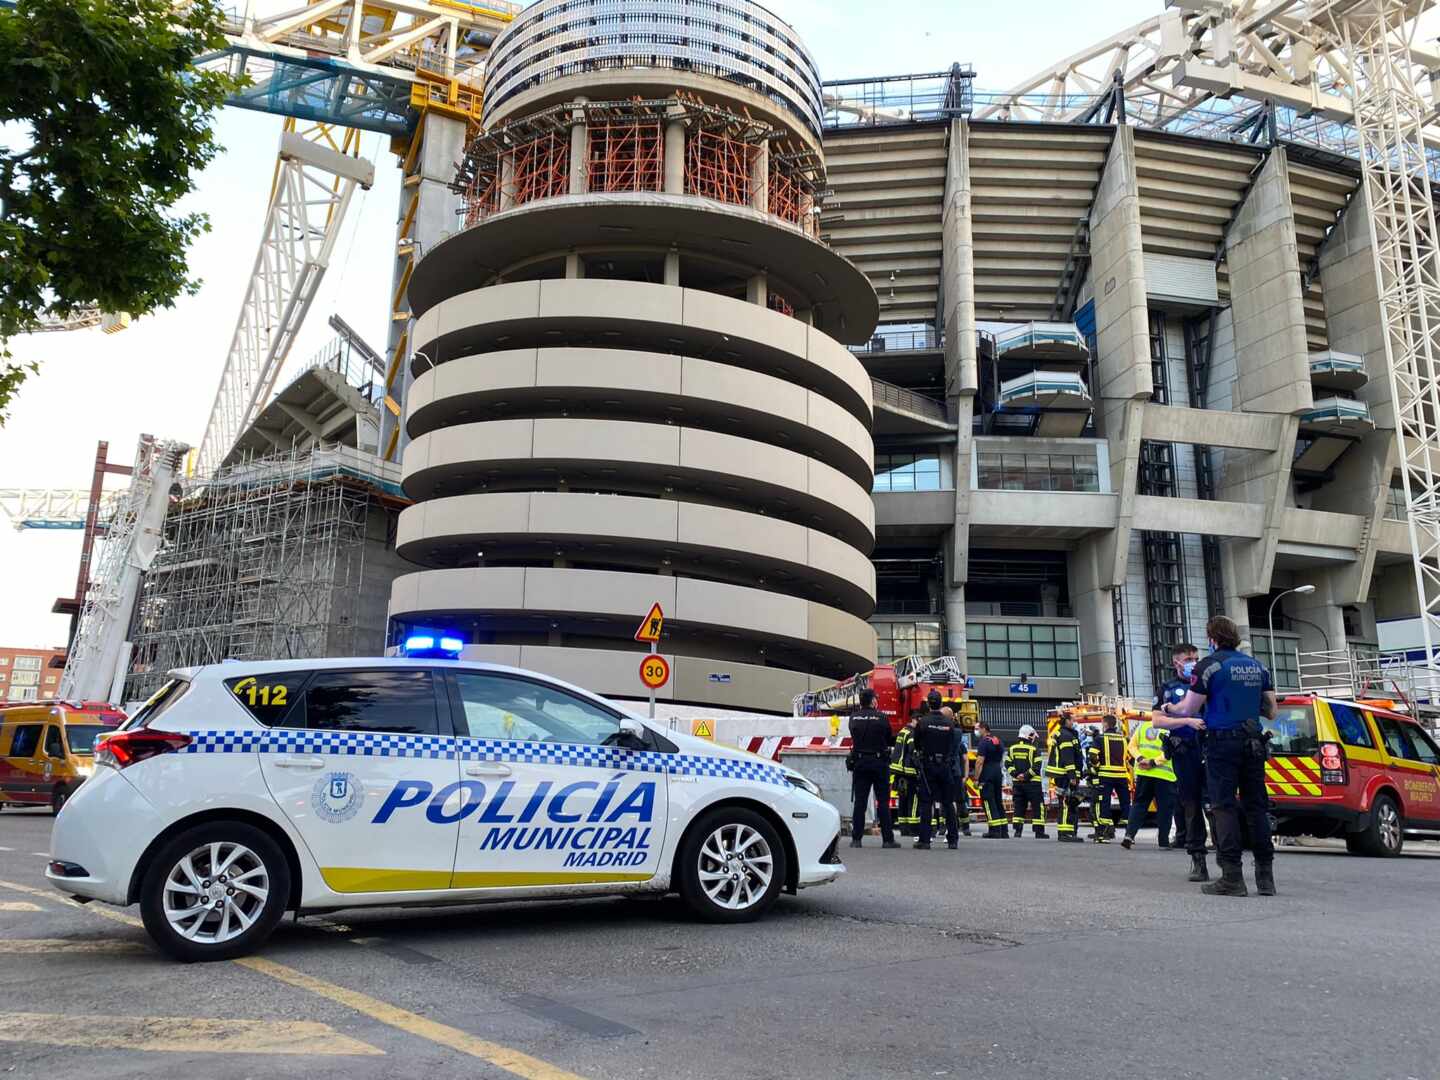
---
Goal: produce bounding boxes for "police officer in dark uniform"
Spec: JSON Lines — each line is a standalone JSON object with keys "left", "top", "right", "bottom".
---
{"left": 1155, "top": 615, "right": 1277, "bottom": 897}
{"left": 1156, "top": 642, "right": 1209, "bottom": 878}
{"left": 848, "top": 688, "right": 900, "bottom": 849}
{"left": 912, "top": 701, "right": 960, "bottom": 850}
{"left": 971, "top": 719, "right": 1008, "bottom": 837}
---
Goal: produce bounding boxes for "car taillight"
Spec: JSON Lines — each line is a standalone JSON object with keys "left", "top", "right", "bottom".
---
{"left": 95, "top": 730, "right": 191, "bottom": 769}
{"left": 1318, "top": 741, "right": 1348, "bottom": 786}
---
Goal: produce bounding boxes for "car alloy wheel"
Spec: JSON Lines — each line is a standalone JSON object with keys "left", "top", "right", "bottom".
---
{"left": 162, "top": 841, "right": 270, "bottom": 945}
{"left": 697, "top": 822, "right": 774, "bottom": 912}
{"left": 1376, "top": 800, "right": 1402, "bottom": 853}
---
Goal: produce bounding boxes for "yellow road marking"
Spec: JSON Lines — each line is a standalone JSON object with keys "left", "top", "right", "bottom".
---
{"left": 0, "top": 879, "right": 142, "bottom": 929}
{"left": 0, "top": 939, "right": 146, "bottom": 954}
{"left": 0, "top": 1012, "right": 382, "bottom": 1056}
{"left": 0, "top": 880, "right": 590, "bottom": 1078}
{"left": 0, "top": 901, "right": 42, "bottom": 912}
{"left": 237, "top": 956, "right": 589, "bottom": 1080}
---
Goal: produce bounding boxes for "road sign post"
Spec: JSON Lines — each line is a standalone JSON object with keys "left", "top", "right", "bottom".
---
{"left": 634, "top": 604, "right": 667, "bottom": 719}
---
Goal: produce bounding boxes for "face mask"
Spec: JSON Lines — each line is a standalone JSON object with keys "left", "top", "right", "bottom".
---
{"left": 1181, "top": 660, "right": 1196, "bottom": 679}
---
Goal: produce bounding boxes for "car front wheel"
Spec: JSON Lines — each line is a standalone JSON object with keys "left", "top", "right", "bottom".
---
{"left": 677, "top": 808, "right": 786, "bottom": 923}
{"left": 139, "top": 822, "right": 290, "bottom": 962}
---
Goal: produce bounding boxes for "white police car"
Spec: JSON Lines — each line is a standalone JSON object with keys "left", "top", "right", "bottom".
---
{"left": 46, "top": 658, "right": 843, "bottom": 961}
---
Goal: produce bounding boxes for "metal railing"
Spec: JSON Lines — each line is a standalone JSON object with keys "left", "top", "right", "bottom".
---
{"left": 849, "top": 327, "right": 942, "bottom": 354}
{"left": 822, "top": 65, "right": 974, "bottom": 129}
{"left": 870, "top": 379, "right": 952, "bottom": 425}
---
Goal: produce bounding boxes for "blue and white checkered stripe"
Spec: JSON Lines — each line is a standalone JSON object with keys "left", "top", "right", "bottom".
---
{"left": 179, "top": 729, "right": 788, "bottom": 788}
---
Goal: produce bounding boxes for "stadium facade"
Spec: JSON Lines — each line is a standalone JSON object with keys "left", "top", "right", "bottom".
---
{"left": 384, "top": 0, "right": 1422, "bottom": 725}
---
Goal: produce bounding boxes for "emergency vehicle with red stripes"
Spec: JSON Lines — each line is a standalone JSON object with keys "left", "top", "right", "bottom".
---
{"left": 1261, "top": 691, "right": 1440, "bottom": 857}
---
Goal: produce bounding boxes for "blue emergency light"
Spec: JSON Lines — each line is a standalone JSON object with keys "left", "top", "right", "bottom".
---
{"left": 400, "top": 632, "right": 465, "bottom": 659}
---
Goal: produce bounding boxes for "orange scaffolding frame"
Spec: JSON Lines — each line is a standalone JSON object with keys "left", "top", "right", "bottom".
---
{"left": 769, "top": 165, "right": 816, "bottom": 236}
{"left": 685, "top": 127, "right": 756, "bottom": 207}
{"left": 508, "top": 130, "right": 570, "bottom": 207}
{"left": 588, "top": 120, "right": 664, "bottom": 193}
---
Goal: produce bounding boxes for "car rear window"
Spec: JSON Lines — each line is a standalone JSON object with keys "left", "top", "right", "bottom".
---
{"left": 1326, "top": 702, "right": 1375, "bottom": 749}
{"left": 1262, "top": 703, "right": 1319, "bottom": 756}
{"left": 63, "top": 725, "right": 109, "bottom": 754}
{"left": 126, "top": 678, "right": 190, "bottom": 730}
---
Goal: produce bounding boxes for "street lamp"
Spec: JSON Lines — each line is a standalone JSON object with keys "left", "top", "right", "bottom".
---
{"left": 1267, "top": 584, "right": 1317, "bottom": 671}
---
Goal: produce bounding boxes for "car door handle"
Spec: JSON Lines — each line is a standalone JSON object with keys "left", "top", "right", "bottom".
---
{"left": 273, "top": 755, "right": 325, "bottom": 770}
{"left": 465, "top": 763, "right": 512, "bottom": 777}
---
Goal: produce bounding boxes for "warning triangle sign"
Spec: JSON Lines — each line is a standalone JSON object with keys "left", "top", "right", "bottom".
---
{"left": 634, "top": 602, "right": 665, "bottom": 643}
{"left": 691, "top": 718, "right": 714, "bottom": 740}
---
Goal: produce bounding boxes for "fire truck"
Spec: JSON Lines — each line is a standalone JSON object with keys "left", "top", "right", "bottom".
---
{"left": 793, "top": 655, "right": 978, "bottom": 732}
{"left": 794, "top": 657, "right": 983, "bottom": 828}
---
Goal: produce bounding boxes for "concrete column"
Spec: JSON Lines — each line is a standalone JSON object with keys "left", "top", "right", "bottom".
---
{"left": 565, "top": 252, "right": 584, "bottom": 279}
{"left": 941, "top": 119, "right": 977, "bottom": 647}
{"left": 1069, "top": 542, "right": 1120, "bottom": 693}
{"left": 943, "top": 525, "right": 968, "bottom": 668}
{"left": 664, "top": 111, "right": 686, "bottom": 195}
{"left": 1218, "top": 148, "right": 1311, "bottom": 603}
{"left": 750, "top": 140, "right": 769, "bottom": 215}
{"left": 1285, "top": 577, "right": 1348, "bottom": 656}
{"left": 746, "top": 273, "right": 767, "bottom": 307}
{"left": 1316, "top": 185, "right": 1399, "bottom": 617}
{"left": 498, "top": 153, "right": 515, "bottom": 211}
{"left": 940, "top": 119, "right": 977, "bottom": 400}
{"left": 663, "top": 249, "right": 680, "bottom": 286}
{"left": 568, "top": 96, "right": 588, "bottom": 195}
{"left": 1087, "top": 126, "right": 1151, "bottom": 592}
{"left": 380, "top": 111, "right": 467, "bottom": 463}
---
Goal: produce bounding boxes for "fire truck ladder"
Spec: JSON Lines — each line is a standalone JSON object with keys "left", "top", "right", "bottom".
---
{"left": 792, "top": 655, "right": 965, "bottom": 716}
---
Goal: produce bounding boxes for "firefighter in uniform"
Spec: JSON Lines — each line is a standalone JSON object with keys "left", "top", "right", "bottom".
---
{"left": 912, "top": 703, "right": 960, "bottom": 849}
{"left": 1006, "top": 724, "right": 1047, "bottom": 837}
{"left": 890, "top": 716, "right": 920, "bottom": 834}
{"left": 847, "top": 688, "right": 900, "bottom": 849}
{"left": 1089, "top": 714, "right": 1131, "bottom": 843}
{"left": 971, "top": 719, "right": 1007, "bottom": 837}
{"left": 1048, "top": 711, "right": 1084, "bottom": 842}
{"left": 1121, "top": 713, "right": 1176, "bottom": 849}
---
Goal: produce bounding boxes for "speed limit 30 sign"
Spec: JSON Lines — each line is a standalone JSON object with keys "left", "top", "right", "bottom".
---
{"left": 639, "top": 654, "right": 671, "bottom": 690}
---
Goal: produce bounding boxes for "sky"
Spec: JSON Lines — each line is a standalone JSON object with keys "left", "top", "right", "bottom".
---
{"left": 0, "top": 0, "right": 1161, "bottom": 648}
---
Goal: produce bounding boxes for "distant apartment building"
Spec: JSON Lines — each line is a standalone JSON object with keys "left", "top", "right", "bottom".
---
{"left": 0, "top": 647, "right": 66, "bottom": 702}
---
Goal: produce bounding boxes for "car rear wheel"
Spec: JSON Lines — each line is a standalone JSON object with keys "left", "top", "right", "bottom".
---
{"left": 1351, "top": 794, "right": 1404, "bottom": 857}
{"left": 140, "top": 822, "right": 290, "bottom": 962}
{"left": 50, "top": 786, "right": 68, "bottom": 816}
{"left": 677, "top": 808, "right": 786, "bottom": 924}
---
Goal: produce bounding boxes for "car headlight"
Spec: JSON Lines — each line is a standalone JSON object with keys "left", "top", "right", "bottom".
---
{"left": 785, "top": 771, "right": 822, "bottom": 797}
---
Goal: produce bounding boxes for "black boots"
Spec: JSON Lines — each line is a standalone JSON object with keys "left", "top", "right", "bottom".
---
{"left": 882, "top": 840, "right": 901, "bottom": 849}
{"left": 1034, "top": 828, "right": 1049, "bottom": 839}
{"left": 1120, "top": 836, "right": 1134, "bottom": 850}
{"left": 1255, "top": 865, "right": 1276, "bottom": 896}
{"left": 849, "top": 837, "right": 863, "bottom": 848}
{"left": 1201, "top": 866, "right": 1247, "bottom": 896}
{"left": 1187, "top": 853, "right": 1209, "bottom": 882}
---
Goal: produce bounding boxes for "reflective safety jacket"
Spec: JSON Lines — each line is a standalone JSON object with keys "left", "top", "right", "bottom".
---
{"left": 1128, "top": 722, "right": 1175, "bottom": 781}
{"left": 890, "top": 725, "right": 918, "bottom": 778}
{"left": 1006, "top": 740, "right": 1041, "bottom": 783}
{"left": 1048, "top": 727, "right": 1082, "bottom": 778}
{"left": 1093, "top": 731, "right": 1129, "bottom": 780}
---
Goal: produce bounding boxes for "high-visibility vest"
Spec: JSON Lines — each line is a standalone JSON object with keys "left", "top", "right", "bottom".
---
{"left": 1129, "top": 723, "right": 1175, "bottom": 781}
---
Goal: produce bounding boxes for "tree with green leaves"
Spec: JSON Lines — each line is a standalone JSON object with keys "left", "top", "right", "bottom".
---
{"left": 0, "top": 0, "right": 241, "bottom": 420}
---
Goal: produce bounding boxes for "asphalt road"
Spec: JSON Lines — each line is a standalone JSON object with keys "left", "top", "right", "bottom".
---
{"left": 2, "top": 806, "right": 1438, "bottom": 1080}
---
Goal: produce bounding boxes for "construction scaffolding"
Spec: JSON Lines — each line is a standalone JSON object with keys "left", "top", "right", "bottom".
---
{"left": 122, "top": 445, "right": 403, "bottom": 703}
{"left": 456, "top": 96, "right": 823, "bottom": 236}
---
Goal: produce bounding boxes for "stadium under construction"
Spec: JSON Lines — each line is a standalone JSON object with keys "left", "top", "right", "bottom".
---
{"left": 37, "top": 0, "right": 1440, "bottom": 730}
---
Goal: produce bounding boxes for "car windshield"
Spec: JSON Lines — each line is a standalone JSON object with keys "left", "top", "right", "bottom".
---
{"left": 1262, "top": 703, "right": 1319, "bottom": 756}
{"left": 63, "top": 725, "right": 108, "bottom": 754}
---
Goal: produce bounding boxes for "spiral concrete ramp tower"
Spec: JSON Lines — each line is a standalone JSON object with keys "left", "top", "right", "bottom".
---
{"left": 389, "top": 0, "right": 880, "bottom": 712}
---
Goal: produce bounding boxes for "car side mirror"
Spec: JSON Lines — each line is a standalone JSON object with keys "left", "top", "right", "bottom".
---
{"left": 619, "top": 718, "right": 646, "bottom": 743}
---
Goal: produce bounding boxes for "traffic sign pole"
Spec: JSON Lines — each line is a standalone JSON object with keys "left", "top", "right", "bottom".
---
{"left": 648, "top": 641, "right": 656, "bottom": 719}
